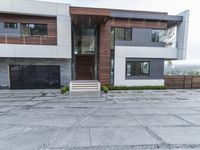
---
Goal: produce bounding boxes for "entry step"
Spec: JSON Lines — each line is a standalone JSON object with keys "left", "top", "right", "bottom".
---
{"left": 69, "top": 80, "right": 101, "bottom": 97}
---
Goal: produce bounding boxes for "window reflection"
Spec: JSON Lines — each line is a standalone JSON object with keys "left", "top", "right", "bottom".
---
{"left": 115, "top": 28, "right": 132, "bottom": 41}
{"left": 126, "top": 61, "right": 150, "bottom": 77}
{"left": 74, "top": 28, "right": 97, "bottom": 54}
{"left": 152, "top": 29, "right": 166, "bottom": 43}
{"left": 152, "top": 26, "right": 177, "bottom": 48}
{"left": 21, "top": 23, "right": 48, "bottom": 37}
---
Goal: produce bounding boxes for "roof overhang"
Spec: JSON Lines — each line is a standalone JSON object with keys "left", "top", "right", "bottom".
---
{"left": 70, "top": 7, "right": 183, "bottom": 28}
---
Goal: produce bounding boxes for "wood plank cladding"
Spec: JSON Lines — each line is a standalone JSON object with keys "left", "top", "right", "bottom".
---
{"left": 0, "top": 13, "right": 57, "bottom": 45}
{"left": 164, "top": 76, "right": 200, "bottom": 89}
{"left": 99, "top": 20, "right": 111, "bottom": 85}
{"left": 70, "top": 7, "right": 111, "bottom": 16}
{"left": 111, "top": 19, "right": 167, "bottom": 29}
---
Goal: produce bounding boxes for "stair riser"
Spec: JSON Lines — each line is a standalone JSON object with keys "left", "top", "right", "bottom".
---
{"left": 70, "top": 81, "right": 101, "bottom": 92}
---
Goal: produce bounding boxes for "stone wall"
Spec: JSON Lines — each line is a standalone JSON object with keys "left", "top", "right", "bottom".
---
{"left": 0, "top": 58, "right": 71, "bottom": 89}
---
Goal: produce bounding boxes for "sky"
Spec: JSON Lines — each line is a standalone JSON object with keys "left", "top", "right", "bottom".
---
{"left": 40, "top": 0, "right": 200, "bottom": 62}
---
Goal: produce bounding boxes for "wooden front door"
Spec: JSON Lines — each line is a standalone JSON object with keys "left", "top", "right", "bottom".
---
{"left": 75, "top": 55, "right": 95, "bottom": 80}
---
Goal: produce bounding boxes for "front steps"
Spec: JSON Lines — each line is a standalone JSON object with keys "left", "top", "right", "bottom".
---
{"left": 69, "top": 80, "right": 101, "bottom": 97}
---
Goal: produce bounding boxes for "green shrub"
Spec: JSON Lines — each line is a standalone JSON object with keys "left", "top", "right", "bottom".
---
{"left": 101, "top": 85, "right": 109, "bottom": 93}
{"left": 108, "top": 86, "right": 166, "bottom": 90}
{"left": 60, "top": 86, "right": 69, "bottom": 94}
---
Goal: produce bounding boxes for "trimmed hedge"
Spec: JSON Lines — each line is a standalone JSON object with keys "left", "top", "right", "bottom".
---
{"left": 108, "top": 86, "right": 166, "bottom": 90}
{"left": 101, "top": 85, "right": 109, "bottom": 93}
{"left": 60, "top": 86, "right": 69, "bottom": 94}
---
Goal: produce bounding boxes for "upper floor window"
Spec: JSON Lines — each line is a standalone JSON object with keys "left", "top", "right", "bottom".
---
{"left": 152, "top": 29, "right": 166, "bottom": 43}
{"left": 126, "top": 61, "right": 150, "bottom": 77}
{"left": 115, "top": 28, "right": 132, "bottom": 41}
{"left": 21, "top": 23, "right": 48, "bottom": 37}
{"left": 4, "top": 22, "right": 18, "bottom": 29}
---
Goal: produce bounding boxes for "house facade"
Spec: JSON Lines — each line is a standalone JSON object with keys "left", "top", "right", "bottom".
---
{"left": 0, "top": 0, "right": 189, "bottom": 89}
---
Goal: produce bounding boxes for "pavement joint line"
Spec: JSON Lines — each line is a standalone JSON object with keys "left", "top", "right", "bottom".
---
{"left": 144, "top": 126, "right": 167, "bottom": 144}
{"left": 89, "top": 126, "right": 92, "bottom": 146}
{"left": 0, "top": 122, "right": 70, "bottom": 130}
{"left": 173, "top": 114, "right": 195, "bottom": 125}
{"left": 1, "top": 122, "right": 199, "bottom": 129}
{"left": 191, "top": 107, "right": 200, "bottom": 113}
{"left": 46, "top": 144, "right": 200, "bottom": 150}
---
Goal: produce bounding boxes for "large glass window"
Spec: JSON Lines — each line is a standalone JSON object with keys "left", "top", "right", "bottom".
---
{"left": 126, "top": 61, "right": 150, "bottom": 77}
{"left": 21, "top": 23, "right": 48, "bottom": 36}
{"left": 152, "top": 29, "right": 166, "bottom": 43}
{"left": 74, "top": 28, "right": 97, "bottom": 54}
{"left": 115, "top": 28, "right": 132, "bottom": 41}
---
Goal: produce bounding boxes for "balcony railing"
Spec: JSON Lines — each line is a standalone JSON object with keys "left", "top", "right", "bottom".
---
{"left": 0, "top": 33, "right": 57, "bottom": 45}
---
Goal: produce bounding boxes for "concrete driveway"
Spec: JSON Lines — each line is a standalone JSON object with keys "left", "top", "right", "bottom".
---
{"left": 1, "top": 89, "right": 200, "bottom": 150}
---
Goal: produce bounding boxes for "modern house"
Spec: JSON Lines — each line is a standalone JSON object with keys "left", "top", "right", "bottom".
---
{"left": 0, "top": 0, "right": 189, "bottom": 89}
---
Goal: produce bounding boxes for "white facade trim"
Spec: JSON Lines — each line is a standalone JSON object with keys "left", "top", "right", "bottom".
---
{"left": 115, "top": 46, "right": 177, "bottom": 59}
{"left": 0, "top": 0, "right": 70, "bottom": 17}
{"left": 115, "top": 79, "right": 164, "bottom": 86}
{"left": 177, "top": 10, "right": 190, "bottom": 60}
{"left": 114, "top": 46, "right": 166, "bottom": 86}
{"left": 0, "top": 44, "right": 71, "bottom": 58}
{"left": 0, "top": 0, "right": 71, "bottom": 59}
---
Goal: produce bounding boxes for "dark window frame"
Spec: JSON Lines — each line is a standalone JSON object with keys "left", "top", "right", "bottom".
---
{"left": 126, "top": 61, "right": 150, "bottom": 77}
{"left": 20, "top": 23, "right": 48, "bottom": 37}
{"left": 115, "top": 27, "right": 132, "bottom": 41}
{"left": 4, "top": 22, "right": 18, "bottom": 29}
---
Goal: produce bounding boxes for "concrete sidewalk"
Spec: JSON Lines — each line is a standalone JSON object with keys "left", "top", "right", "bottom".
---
{"left": 1, "top": 89, "right": 200, "bottom": 150}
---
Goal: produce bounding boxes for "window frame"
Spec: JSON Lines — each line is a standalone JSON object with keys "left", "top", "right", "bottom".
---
{"left": 126, "top": 61, "right": 150, "bottom": 77}
{"left": 115, "top": 27, "right": 132, "bottom": 41}
{"left": 4, "top": 22, "right": 18, "bottom": 29}
{"left": 20, "top": 23, "right": 48, "bottom": 37}
{"left": 151, "top": 29, "right": 166, "bottom": 43}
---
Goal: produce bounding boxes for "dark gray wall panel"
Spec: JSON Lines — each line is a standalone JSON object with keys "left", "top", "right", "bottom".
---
{"left": 116, "top": 28, "right": 165, "bottom": 47}
{"left": 126, "top": 58, "right": 164, "bottom": 79}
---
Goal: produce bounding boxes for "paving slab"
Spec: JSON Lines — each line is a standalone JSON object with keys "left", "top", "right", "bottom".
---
{"left": 90, "top": 127, "right": 160, "bottom": 146}
{"left": 127, "top": 108, "right": 199, "bottom": 115}
{"left": 133, "top": 115, "right": 190, "bottom": 126}
{"left": 0, "top": 126, "right": 60, "bottom": 150}
{"left": 49, "top": 127, "right": 91, "bottom": 148}
{"left": 80, "top": 116, "right": 139, "bottom": 127}
{"left": 1, "top": 89, "right": 200, "bottom": 149}
{"left": 178, "top": 115, "right": 200, "bottom": 125}
{"left": 94, "top": 108, "right": 129, "bottom": 116}
{"left": 150, "top": 126, "right": 200, "bottom": 144}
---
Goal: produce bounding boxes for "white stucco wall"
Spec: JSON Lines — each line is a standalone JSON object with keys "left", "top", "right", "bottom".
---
{"left": 114, "top": 46, "right": 171, "bottom": 86}
{"left": 177, "top": 10, "right": 190, "bottom": 60}
{"left": 0, "top": 0, "right": 71, "bottom": 59}
{"left": 115, "top": 46, "right": 178, "bottom": 59}
{"left": 0, "top": 44, "right": 71, "bottom": 58}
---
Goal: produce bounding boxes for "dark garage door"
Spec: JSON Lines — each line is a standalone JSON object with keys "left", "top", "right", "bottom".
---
{"left": 10, "top": 65, "right": 60, "bottom": 89}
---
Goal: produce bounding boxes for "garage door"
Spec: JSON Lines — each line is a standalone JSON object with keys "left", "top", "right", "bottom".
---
{"left": 10, "top": 65, "right": 60, "bottom": 89}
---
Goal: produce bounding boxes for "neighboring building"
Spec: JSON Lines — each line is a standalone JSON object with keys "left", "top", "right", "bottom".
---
{"left": 0, "top": 0, "right": 189, "bottom": 89}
